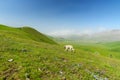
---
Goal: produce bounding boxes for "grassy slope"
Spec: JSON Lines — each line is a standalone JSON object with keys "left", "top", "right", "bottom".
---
{"left": 18, "top": 27, "right": 57, "bottom": 44}
{"left": 103, "top": 41, "right": 120, "bottom": 52}
{"left": 0, "top": 24, "right": 57, "bottom": 44}
{"left": 0, "top": 25, "right": 120, "bottom": 80}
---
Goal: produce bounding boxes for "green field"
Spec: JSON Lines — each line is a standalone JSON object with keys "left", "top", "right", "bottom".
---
{"left": 0, "top": 24, "right": 120, "bottom": 80}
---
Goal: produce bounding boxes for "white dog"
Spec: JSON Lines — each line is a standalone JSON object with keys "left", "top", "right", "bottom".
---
{"left": 64, "top": 45, "right": 75, "bottom": 52}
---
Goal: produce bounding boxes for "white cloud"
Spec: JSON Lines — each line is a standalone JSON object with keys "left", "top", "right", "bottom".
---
{"left": 97, "top": 27, "right": 107, "bottom": 32}
{"left": 48, "top": 29, "right": 75, "bottom": 36}
{"left": 47, "top": 27, "right": 107, "bottom": 37}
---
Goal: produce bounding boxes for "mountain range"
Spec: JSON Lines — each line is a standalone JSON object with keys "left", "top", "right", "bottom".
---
{"left": 52, "top": 29, "right": 120, "bottom": 43}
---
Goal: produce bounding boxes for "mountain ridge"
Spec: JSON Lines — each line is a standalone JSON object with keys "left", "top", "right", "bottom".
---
{"left": 53, "top": 29, "right": 120, "bottom": 42}
{"left": 0, "top": 24, "right": 57, "bottom": 44}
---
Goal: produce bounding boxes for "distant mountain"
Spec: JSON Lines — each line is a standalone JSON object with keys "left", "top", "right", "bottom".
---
{"left": 53, "top": 29, "right": 120, "bottom": 42}
{"left": 90, "top": 29, "right": 120, "bottom": 42}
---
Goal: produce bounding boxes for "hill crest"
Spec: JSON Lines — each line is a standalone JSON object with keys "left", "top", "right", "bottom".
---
{"left": 0, "top": 24, "right": 57, "bottom": 44}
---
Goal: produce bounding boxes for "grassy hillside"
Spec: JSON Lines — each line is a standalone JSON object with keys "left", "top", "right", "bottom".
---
{"left": 19, "top": 27, "right": 57, "bottom": 44}
{"left": 0, "top": 24, "right": 56, "bottom": 44}
{"left": 0, "top": 25, "right": 120, "bottom": 80}
{"left": 103, "top": 41, "right": 120, "bottom": 52}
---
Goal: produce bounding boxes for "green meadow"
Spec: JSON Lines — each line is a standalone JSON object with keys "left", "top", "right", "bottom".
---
{"left": 0, "top": 24, "right": 120, "bottom": 80}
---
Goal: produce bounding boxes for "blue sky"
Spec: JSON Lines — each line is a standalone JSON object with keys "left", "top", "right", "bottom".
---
{"left": 0, "top": 0, "right": 120, "bottom": 35}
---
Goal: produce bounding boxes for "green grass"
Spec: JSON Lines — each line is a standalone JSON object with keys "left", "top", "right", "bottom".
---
{"left": 0, "top": 25, "right": 120, "bottom": 80}
{"left": 0, "top": 24, "right": 57, "bottom": 44}
{"left": 18, "top": 27, "right": 57, "bottom": 44}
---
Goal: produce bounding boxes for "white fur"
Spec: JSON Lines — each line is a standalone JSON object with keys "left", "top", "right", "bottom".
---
{"left": 64, "top": 45, "right": 75, "bottom": 52}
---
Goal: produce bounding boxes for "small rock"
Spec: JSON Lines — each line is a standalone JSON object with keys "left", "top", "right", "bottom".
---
{"left": 59, "top": 71, "right": 63, "bottom": 75}
{"left": 8, "top": 59, "right": 13, "bottom": 62}
{"left": 18, "top": 66, "right": 22, "bottom": 70}
{"left": 26, "top": 78, "right": 30, "bottom": 80}
{"left": 63, "top": 60, "right": 67, "bottom": 62}
{"left": 61, "top": 76, "right": 66, "bottom": 80}
{"left": 25, "top": 73, "right": 30, "bottom": 79}
{"left": 38, "top": 68, "right": 41, "bottom": 71}
{"left": 104, "top": 77, "right": 108, "bottom": 80}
